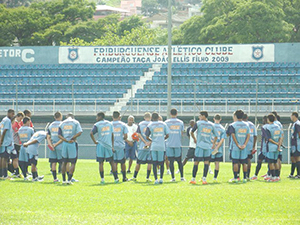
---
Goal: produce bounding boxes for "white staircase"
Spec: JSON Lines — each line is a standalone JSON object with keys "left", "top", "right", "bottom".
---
{"left": 108, "top": 64, "right": 161, "bottom": 114}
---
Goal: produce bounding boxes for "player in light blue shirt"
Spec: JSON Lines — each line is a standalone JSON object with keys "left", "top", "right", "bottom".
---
{"left": 130, "top": 112, "right": 152, "bottom": 181}
{"left": 190, "top": 111, "right": 219, "bottom": 185}
{"left": 251, "top": 116, "right": 268, "bottom": 180}
{"left": 47, "top": 112, "right": 63, "bottom": 182}
{"left": 58, "top": 113, "right": 82, "bottom": 184}
{"left": 242, "top": 114, "right": 257, "bottom": 180}
{"left": 112, "top": 111, "right": 129, "bottom": 182}
{"left": 145, "top": 112, "right": 169, "bottom": 184}
{"left": 90, "top": 112, "right": 119, "bottom": 184}
{"left": 18, "top": 117, "right": 34, "bottom": 180}
{"left": 289, "top": 112, "right": 300, "bottom": 178}
{"left": 227, "top": 110, "right": 250, "bottom": 183}
{"left": 265, "top": 114, "right": 283, "bottom": 182}
{"left": 24, "top": 130, "right": 47, "bottom": 182}
{"left": 165, "top": 108, "right": 185, "bottom": 182}
{"left": 211, "top": 114, "right": 225, "bottom": 182}
{"left": 0, "top": 109, "right": 15, "bottom": 179}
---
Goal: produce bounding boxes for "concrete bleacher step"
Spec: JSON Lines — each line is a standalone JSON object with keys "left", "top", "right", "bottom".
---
{"left": 107, "top": 64, "right": 161, "bottom": 114}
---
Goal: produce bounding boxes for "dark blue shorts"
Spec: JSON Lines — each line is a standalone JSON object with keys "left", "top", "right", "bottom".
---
{"left": 258, "top": 152, "right": 266, "bottom": 161}
{"left": 232, "top": 158, "right": 247, "bottom": 164}
{"left": 292, "top": 150, "right": 300, "bottom": 157}
{"left": 29, "top": 155, "right": 38, "bottom": 166}
{"left": 125, "top": 142, "right": 137, "bottom": 160}
{"left": 97, "top": 156, "right": 113, "bottom": 163}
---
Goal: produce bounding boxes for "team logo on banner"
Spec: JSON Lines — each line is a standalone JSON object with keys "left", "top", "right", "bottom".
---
{"left": 252, "top": 46, "right": 264, "bottom": 60}
{"left": 68, "top": 48, "right": 79, "bottom": 62}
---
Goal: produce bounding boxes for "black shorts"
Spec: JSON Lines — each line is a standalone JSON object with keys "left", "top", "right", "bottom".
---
{"left": 49, "top": 158, "right": 62, "bottom": 163}
{"left": 114, "top": 158, "right": 126, "bottom": 164}
{"left": 267, "top": 158, "right": 277, "bottom": 164}
{"left": 248, "top": 154, "right": 253, "bottom": 160}
{"left": 291, "top": 150, "right": 300, "bottom": 157}
{"left": 229, "top": 151, "right": 232, "bottom": 160}
{"left": 97, "top": 156, "right": 113, "bottom": 163}
{"left": 232, "top": 158, "right": 247, "bottom": 164}
{"left": 210, "top": 156, "right": 222, "bottom": 162}
{"left": 14, "top": 144, "right": 21, "bottom": 155}
{"left": 29, "top": 155, "right": 38, "bottom": 166}
{"left": 194, "top": 156, "right": 211, "bottom": 162}
{"left": 62, "top": 157, "right": 77, "bottom": 164}
{"left": 258, "top": 152, "right": 266, "bottom": 161}
{"left": 278, "top": 154, "right": 282, "bottom": 161}
{"left": 185, "top": 148, "right": 195, "bottom": 159}
{"left": 137, "top": 159, "right": 152, "bottom": 165}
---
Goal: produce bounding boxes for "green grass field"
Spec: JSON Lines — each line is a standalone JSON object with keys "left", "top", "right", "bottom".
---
{"left": 1, "top": 159, "right": 300, "bottom": 224}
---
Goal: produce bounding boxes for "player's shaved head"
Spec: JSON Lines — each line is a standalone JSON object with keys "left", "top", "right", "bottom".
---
{"left": 242, "top": 113, "right": 248, "bottom": 121}
{"left": 200, "top": 111, "right": 208, "bottom": 118}
{"left": 67, "top": 113, "right": 74, "bottom": 119}
{"left": 54, "top": 111, "right": 62, "bottom": 119}
{"left": 23, "top": 116, "right": 31, "bottom": 125}
{"left": 152, "top": 112, "right": 159, "bottom": 121}
{"left": 97, "top": 112, "right": 105, "bottom": 120}
{"left": 170, "top": 108, "right": 177, "bottom": 116}
{"left": 267, "top": 114, "right": 275, "bottom": 123}
{"left": 214, "top": 114, "right": 221, "bottom": 120}
{"left": 113, "top": 111, "right": 120, "bottom": 119}
{"left": 144, "top": 112, "right": 151, "bottom": 119}
{"left": 234, "top": 110, "right": 244, "bottom": 119}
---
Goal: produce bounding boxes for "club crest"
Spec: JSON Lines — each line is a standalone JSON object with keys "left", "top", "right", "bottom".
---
{"left": 252, "top": 46, "right": 264, "bottom": 61}
{"left": 68, "top": 48, "right": 79, "bottom": 62}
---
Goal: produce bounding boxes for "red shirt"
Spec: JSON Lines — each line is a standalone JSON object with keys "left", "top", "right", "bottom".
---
{"left": 20, "top": 120, "right": 34, "bottom": 127}
{"left": 12, "top": 121, "right": 22, "bottom": 145}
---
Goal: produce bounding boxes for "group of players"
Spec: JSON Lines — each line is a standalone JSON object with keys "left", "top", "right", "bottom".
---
{"left": 1, "top": 107, "right": 300, "bottom": 185}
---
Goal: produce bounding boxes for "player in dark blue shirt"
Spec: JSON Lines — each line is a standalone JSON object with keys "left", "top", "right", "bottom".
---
{"left": 290, "top": 112, "right": 300, "bottom": 178}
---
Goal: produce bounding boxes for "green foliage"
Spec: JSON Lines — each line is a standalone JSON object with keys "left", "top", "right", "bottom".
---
{"left": 0, "top": 0, "right": 32, "bottom": 8}
{"left": 1, "top": 160, "right": 300, "bottom": 224}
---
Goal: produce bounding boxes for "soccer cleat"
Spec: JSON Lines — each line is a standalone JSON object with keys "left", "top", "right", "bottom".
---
{"left": 261, "top": 174, "right": 268, "bottom": 178}
{"left": 100, "top": 180, "right": 105, "bottom": 185}
{"left": 243, "top": 179, "right": 247, "bottom": 183}
{"left": 129, "top": 177, "right": 137, "bottom": 181}
{"left": 264, "top": 176, "right": 271, "bottom": 181}
{"left": 287, "top": 174, "right": 295, "bottom": 178}
{"left": 154, "top": 180, "right": 159, "bottom": 185}
{"left": 146, "top": 178, "right": 152, "bottom": 182}
{"left": 12, "top": 173, "right": 22, "bottom": 178}
{"left": 62, "top": 181, "right": 67, "bottom": 185}
{"left": 181, "top": 177, "right": 186, "bottom": 182}
{"left": 229, "top": 178, "right": 238, "bottom": 183}
{"left": 170, "top": 178, "right": 176, "bottom": 182}
{"left": 4, "top": 176, "right": 14, "bottom": 180}
{"left": 213, "top": 178, "right": 218, "bottom": 183}
{"left": 267, "top": 178, "right": 274, "bottom": 182}
{"left": 201, "top": 178, "right": 207, "bottom": 185}
{"left": 24, "top": 177, "right": 29, "bottom": 181}
{"left": 273, "top": 177, "right": 280, "bottom": 182}
{"left": 294, "top": 175, "right": 300, "bottom": 179}
{"left": 250, "top": 175, "right": 258, "bottom": 180}
{"left": 189, "top": 180, "right": 196, "bottom": 185}
{"left": 123, "top": 178, "right": 128, "bottom": 182}
{"left": 32, "top": 178, "right": 43, "bottom": 182}
{"left": 66, "top": 181, "right": 73, "bottom": 185}
{"left": 54, "top": 179, "right": 60, "bottom": 183}
{"left": 159, "top": 179, "right": 163, "bottom": 184}
{"left": 114, "top": 179, "right": 119, "bottom": 184}
{"left": 175, "top": 169, "right": 180, "bottom": 174}
{"left": 166, "top": 170, "right": 171, "bottom": 175}
{"left": 71, "top": 178, "right": 79, "bottom": 182}
{"left": 38, "top": 175, "right": 44, "bottom": 180}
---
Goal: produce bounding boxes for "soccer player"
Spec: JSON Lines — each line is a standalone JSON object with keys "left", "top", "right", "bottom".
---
{"left": 18, "top": 117, "right": 34, "bottom": 180}
{"left": 158, "top": 115, "right": 170, "bottom": 175}
{"left": 23, "top": 130, "right": 47, "bottom": 182}
{"left": 12, "top": 112, "right": 24, "bottom": 156}
{"left": 272, "top": 111, "right": 283, "bottom": 178}
{"left": 58, "top": 113, "right": 82, "bottom": 184}
{"left": 180, "top": 120, "right": 196, "bottom": 168}
{"left": 190, "top": 111, "right": 219, "bottom": 185}
{"left": 125, "top": 115, "right": 138, "bottom": 173}
{"left": 265, "top": 114, "right": 283, "bottom": 182}
{"left": 165, "top": 108, "right": 185, "bottom": 182}
{"left": 251, "top": 116, "right": 268, "bottom": 180}
{"left": 290, "top": 112, "right": 300, "bottom": 178}
{"left": 227, "top": 110, "right": 250, "bottom": 183}
{"left": 0, "top": 109, "right": 15, "bottom": 180}
{"left": 130, "top": 112, "right": 152, "bottom": 181}
{"left": 112, "top": 111, "right": 129, "bottom": 182}
{"left": 242, "top": 114, "right": 257, "bottom": 180}
{"left": 146, "top": 112, "right": 169, "bottom": 184}
{"left": 47, "top": 112, "right": 64, "bottom": 182}
{"left": 211, "top": 114, "right": 225, "bottom": 182}
{"left": 90, "top": 112, "right": 119, "bottom": 184}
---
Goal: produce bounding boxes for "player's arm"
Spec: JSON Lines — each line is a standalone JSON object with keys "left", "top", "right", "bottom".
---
{"left": 90, "top": 131, "right": 98, "bottom": 145}
{"left": 46, "top": 134, "right": 54, "bottom": 149}
{"left": 0, "top": 129, "right": 7, "bottom": 146}
{"left": 191, "top": 123, "right": 198, "bottom": 144}
{"left": 145, "top": 127, "right": 152, "bottom": 142}
{"left": 53, "top": 139, "right": 63, "bottom": 148}
{"left": 23, "top": 139, "right": 38, "bottom": 147}
{"left": 231, "top": 133, "right": 241, "bottom": 149}
{"left": 242, "top": 133, "right": 250, "bottom": 149}
{"left": 58, "top": 127, "right": 69, "bottom": 143}
{"left": 165, "top": 134, "right": 169, "bottom": 140}
{"left": 112, "top": 133, "right": 115, "bottom": 153}
{"left": 71, "top": 131, "right": 82, "bottom": 142}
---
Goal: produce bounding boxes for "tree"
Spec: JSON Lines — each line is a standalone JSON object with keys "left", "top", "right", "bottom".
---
{"left": 141, "top": 0, "right": 159, "bottom": 16}
{"left": 283, "top": 0, "right": 300, "bottom": 41}
{"left": 0, "top": 0, "right": 32, "bottom": 8}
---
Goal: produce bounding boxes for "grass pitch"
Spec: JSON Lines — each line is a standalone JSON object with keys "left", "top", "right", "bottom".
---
{"left": 0, "top": 159, "right": 299, "bottom": 224}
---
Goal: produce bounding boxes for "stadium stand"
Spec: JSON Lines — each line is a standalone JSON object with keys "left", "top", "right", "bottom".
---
{"left": 1, "top": 62, "right": 300, "bottom": 115}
